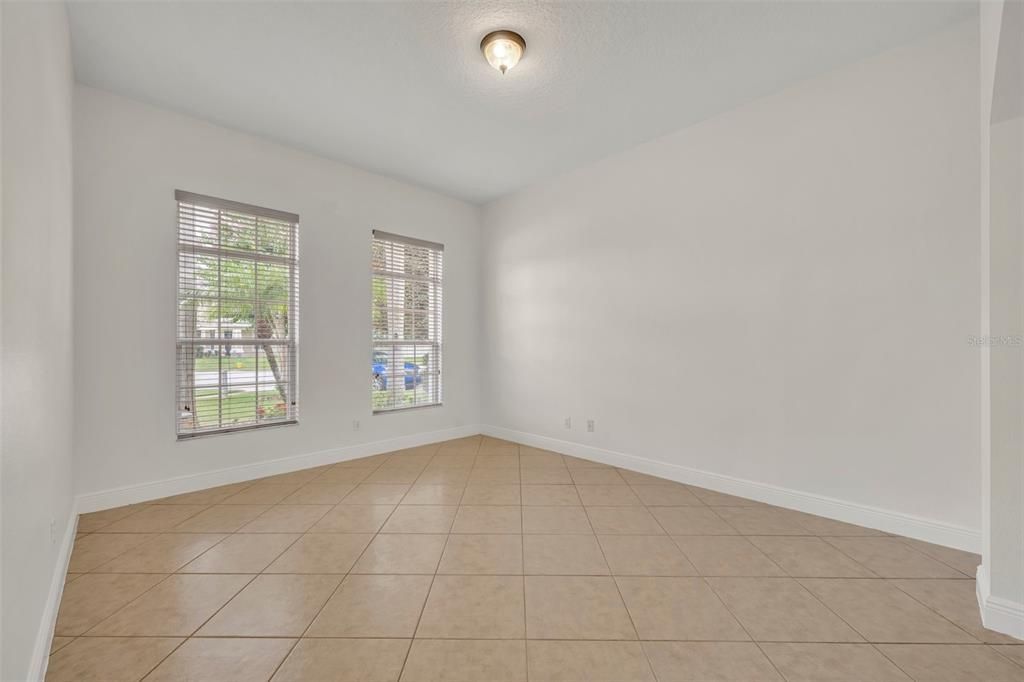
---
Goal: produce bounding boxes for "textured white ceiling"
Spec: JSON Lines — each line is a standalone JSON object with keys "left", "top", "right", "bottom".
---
{"left": 67, "top": 1, "right": 975, "bottom": 203}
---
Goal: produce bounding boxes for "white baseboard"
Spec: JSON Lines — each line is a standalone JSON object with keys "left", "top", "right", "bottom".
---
{"left": 76, "top": 425, "right": 481, "bottom": 513}
{"left": 28, "top": 505, "right": 79, "bottom": 681}
{"left": 77, "top": 421, "right": 983, "bottom": 552}
{"left": 484, "top": 425, "right": 982, "bottom": 553}
{"left": 977, "top": 565, "right": 1024, "bottom": 641}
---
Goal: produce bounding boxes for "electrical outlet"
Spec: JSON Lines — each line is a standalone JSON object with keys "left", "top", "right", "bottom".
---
{"left": 586, "top": 419, "right": 595, "bottom": 433}
{"left": 564, "top": 417, "right": 572, "bottom": 429}
{"left": 352, "top": 419, "right": 361, "bottom": 431}
{"left": 49, "top": 519, "right": 57, "bottom": 545}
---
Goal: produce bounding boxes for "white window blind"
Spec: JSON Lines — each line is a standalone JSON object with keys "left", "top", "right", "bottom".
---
{"left": 372, "top": 230, "right": 443, "bottom": 412}
{"left": 176, "top": 190, "right": 299, "bottom": 438}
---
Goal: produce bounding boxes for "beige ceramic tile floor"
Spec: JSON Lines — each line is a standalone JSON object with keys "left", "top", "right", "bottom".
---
{"left": 49, "top": 436, "right": 1023, "bottom": 681}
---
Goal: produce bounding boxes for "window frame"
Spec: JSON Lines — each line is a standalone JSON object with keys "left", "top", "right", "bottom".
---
{"left": 175, "top": 190, "right": 300, "bottom": 439}
{"left": 371, "top": 230, "right": 444, "bottom": 413}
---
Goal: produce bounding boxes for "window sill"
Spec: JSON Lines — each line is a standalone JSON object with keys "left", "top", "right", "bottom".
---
{"left": 373, "top": 403, "right": 443, "bottom": 415}
{"left": 177, "top": 419, "right": 298, "bottom": 440}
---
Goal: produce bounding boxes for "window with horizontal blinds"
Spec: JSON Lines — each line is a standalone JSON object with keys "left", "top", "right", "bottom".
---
{"left": 372, "top": 230, "right": 443, "bottom": 412}
{"left": 176, "top": 190, "right": 299, "bottom": 438}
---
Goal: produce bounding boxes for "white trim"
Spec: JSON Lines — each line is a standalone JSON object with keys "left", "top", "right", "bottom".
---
{"left": 483, "top": 425, "right": 982, "bottom": 553}
{"left": 28, "top": 506, "right": 78, "bottom": 682}
{"left": 77, "top": 423, "right": 985, "bottom": 550}
{"left": 76, "top": 425, "right": 480, "bottom": 513}
{"left": 977, "top": 564, "right": 1024, "bottom": 641}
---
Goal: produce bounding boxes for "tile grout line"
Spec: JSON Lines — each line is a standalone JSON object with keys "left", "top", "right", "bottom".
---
{"left": 804, "top": 535, "right": 883, "bottom": 579}
{"left": 588, "top": 511, "right": 655, "bottom": 680}
{"left": 264, "top": 442, "right": 427, "bottom": 682}
{"left": 519, "top": 443, "right": 530, "bottom": 681}
{"left": 75, "top": 451, "right": 397, "bottom": 679}
{"left": 778, "top": 569, "right": 958, "bottom": 680}
{"left": 78, "top": 478, "right": 261, "bottom": 532}
{"left": 395, "top": 438, "right": 474, "bottom": 681}
{"left": 896, "top": 537, "right": 978, "bottom": 578}
{"left": 988, "top": 644, "right": 1024, "bottom": 669}
{"left": 135, "top": 571, "right": 262, "bottom": 681}
{"left": 868, "top": 642, "right": 918, "bottom": 681}
{"left": 885, "top": 578, "right": 990, "bottom": 643}
{"left": 136, "top": 465, "right": 344, "bottom": 674}
{"left": 697, "top": 572, "right": 792, "bottom": 682}
{"left": 167, "top": 452, "right": 393, "bottom": 576}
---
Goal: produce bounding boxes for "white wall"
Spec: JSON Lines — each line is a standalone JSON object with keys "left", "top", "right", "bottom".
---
{"left": 980, "top": 0, "right": 1024, "bottom": 638}
{"left": 1, "top": 2, "right": 76, "bottom": 680}
{"left": 73, "top": 86, "right": 480, "bottom": 498}
{"left": 977, "top": 0, "right": 1001, "bottom": 614}
{"left": 986, "top": 112, "right": 1024, "bottom": 635}
{"left": 482, "top": 20, "right": 981, "bottom": 542}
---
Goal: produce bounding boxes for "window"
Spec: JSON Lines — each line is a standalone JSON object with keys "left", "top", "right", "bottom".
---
{"left": 176, "top": 190, "right": 299, "bottom": 437}
{"left": 372, "top": 230, "right": 443, "bottom": 412}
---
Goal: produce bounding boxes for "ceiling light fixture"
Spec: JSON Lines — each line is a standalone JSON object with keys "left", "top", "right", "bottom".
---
{"left": 480, "top": 30, "right": 525, "bottom": 74}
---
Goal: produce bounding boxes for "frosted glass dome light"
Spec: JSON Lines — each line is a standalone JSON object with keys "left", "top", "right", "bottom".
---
{"left": 481, "top": 30, "right": 525, "bottom": 74}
